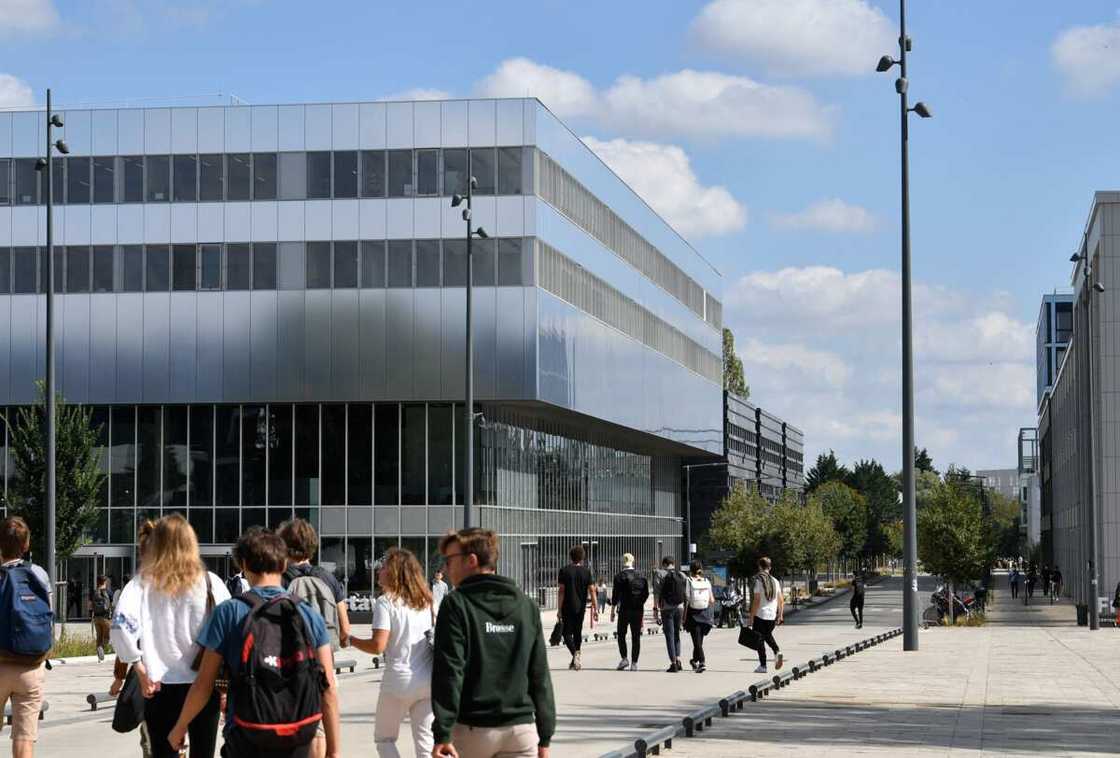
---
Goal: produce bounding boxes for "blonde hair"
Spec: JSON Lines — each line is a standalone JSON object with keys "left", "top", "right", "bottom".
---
{"left": 622, "top": 552, "right": 635, "bottom": 568}
{"left": 140, "top": 514, "right": 204, "bottom": 597}
{"left": 379, "top": 548, "right": 433, "bottom": 612}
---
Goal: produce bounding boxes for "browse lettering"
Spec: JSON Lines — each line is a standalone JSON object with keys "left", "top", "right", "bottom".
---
{"left": 485, "top": 622, "right": 515, "bottom": 633}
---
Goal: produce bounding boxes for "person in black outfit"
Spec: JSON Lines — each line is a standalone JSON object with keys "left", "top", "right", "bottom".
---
{"left": 850, "top": 572, "right": 866, "bottom": 629}
{"left": 557, "top": 544, "right": 598, "bottom": 671}
{"left": 610, "top": 552, "right": 649, "bottom": 671}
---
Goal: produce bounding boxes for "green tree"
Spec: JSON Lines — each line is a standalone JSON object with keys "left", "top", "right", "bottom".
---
{"left": 1, "top": 384, "right": 106, "bottom": 568}
{"left": 722, "top": 328, "right": 749, "bottom": 398}
{"left": 785, "top": 493, "right": 841, "bottom": 576}
{"left": 709, "top": 482, "right": 773, "bottom": 578}
{"left": 846, "top": 459, "right": 899, "bottom": 558}
{"left": 884, "top": 519, "right": 904, "bottom": 559}
{"left": 815, "top": 481, "right": 868, "bottom": 559}
{"left": 987, "top": 490, "right": 1023, "bottom": 560}
{"left": 917, "top": 480, "right": 987, "bottom": 588}
{"left": 914, "top": 447, "right": 936, "bottom": 475}
{"left": 805, "top": 450, "right": 850, "bottom": 493}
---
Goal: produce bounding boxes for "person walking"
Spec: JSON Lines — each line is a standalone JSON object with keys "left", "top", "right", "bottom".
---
{"left": 1009, "top": 568, "right": 1020, "bottom": 599}
{"left": 279, "top": 518, "right": 351, "bottom": 652}
{"left": 431, "top": 568, "right": 450, "bottom": 622}
{"left": 596, "top": 578, "right": 609, "bottom": 616}
{"left": 432, "top": 528, "right": 555, "bottom": 758}
{"left": 683, "top": 561, "right": 715, "bottom": 673}
{"left": 1026, "top": 566, "right": 1037, "bottom": 603}
{"left": 556, "top": 545, "right": 597, "bottom": 671}
{"left": 90, "top": 575, "right": 113, "bottom": 662}
{"left": 110, "top": 514, "right": 230, "bottom": 758}
{"left": 850, "top": 572, "right": 866, "bottom": 629}
{"left": 749, "top": 557, "right": 784, "bottom": 674}
{"left": 168, "top": 527, "right": 341, "bottom": 758}
{"left": 0, "top": 517, "right": 53, "bottom": 758}
{"left": 656, "top": 557, "right": 687, "bottom": 673}
{"left": 1051, "top": 565, "right": 1063, "bottom": 601}
{"left": 109, "top": 519, "right": 156, "bottom": 758}
{"left": 610, "top": 553, "right": 649, "bottom": 672}
{"left": 350, "top": 548, "right": 434, "bottom": 758}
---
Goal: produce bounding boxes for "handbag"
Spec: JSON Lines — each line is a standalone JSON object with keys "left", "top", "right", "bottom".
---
{"left": 737, "top": 625, "right": 762, "bottom": 651}
{"left": 111, "top": 666, "right": 145, "bottom": 733}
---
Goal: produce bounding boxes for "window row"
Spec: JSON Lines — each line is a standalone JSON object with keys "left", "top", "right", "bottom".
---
{"left": 0, "top": 146, "right": 529, "bottom": 206}
{"left": 0, "top": 237, "right": 531, "bottom": 294}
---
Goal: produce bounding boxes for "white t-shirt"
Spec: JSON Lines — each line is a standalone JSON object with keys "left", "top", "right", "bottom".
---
{"left": 686, "top": 575, "right": 713, "bottom": 610}
{"left": 372, "top": 594, "right": 433, "bottom": 695}
{"left": 753, "top": 574, "right": 782, "bottom": 621}
{"left": 431, "top": 580, "right": 449, "bottom": 616}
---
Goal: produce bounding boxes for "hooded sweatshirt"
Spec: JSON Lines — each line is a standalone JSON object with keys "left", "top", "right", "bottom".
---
{"left": 431, "top": 573, "right": 556, "bottom": 747}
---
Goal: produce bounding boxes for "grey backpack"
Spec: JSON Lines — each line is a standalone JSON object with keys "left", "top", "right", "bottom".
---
{"left": 287, "top": 572, "right": 341, "bottom": 651}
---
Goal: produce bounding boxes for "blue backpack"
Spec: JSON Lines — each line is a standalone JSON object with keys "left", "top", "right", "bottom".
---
{"left": 0, "top": 563, "right": 54, "bottom": 662}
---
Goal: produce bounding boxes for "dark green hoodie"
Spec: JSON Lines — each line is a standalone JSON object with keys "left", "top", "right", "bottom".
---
{"left": 431, "top": 573, "right": 556, "bottom": 747}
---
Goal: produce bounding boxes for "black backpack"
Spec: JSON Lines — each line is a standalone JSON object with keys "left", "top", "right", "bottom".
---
{"left": 226, "top": 574, "right": 245, "bottom": 598}
{"left": 660, "top": 570, "right": 687, "bottom": 607}
{"left": 229, "top": 593, "right": 327, "bottom": 751}
{"left": 621, "top": 571, "right": 649, "bottom": 609}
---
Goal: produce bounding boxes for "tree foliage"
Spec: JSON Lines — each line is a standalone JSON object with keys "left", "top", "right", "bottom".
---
{"left": 805, "top": 450, "right": 850, "bottom": 494}
{"left": 917, "top": 480, "right": 987, "bottom": 586}
{"left": 1, "top": 384, "right": 105, "bottom": 566}
{"left": 846, "top": 459, "right": 899, "bottom": 558}
{"left": 914, "top": 447, "right": 936, "bottom": 475}
{"left": 815, "top": 481, "right": 867, "bottom": 559}
{"left": 722, "top": 328, "right": 749, "bottom": 398}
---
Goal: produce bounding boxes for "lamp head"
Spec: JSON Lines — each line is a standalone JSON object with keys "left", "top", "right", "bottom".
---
{"left": 470, "top": 176, "right": 478, "bottom": 190}
{"left": 461, "top": 208, "right": 471, "bottom": 222}
{"left": 451, "top": 194, "right": 463, "bottom": 208}
{"left": 54, "top": 139, "right": 70, "bottom": 154}
{"left": 1071, "top": 252, "right": 1083, "bottom": 263}
{"left": 876, "top": 55, "right": 895, "bottom": 73}
{"left": 35, "top": 158, "right": 46, "bottom": 171}
{"left": 475, "top": 227, "right": 489, "bottom": 240}
{"left": 50, "top": 114, "right": 63, "bottom": 128}
{"left": 895, "top": 77, "right": 908, "bottom": 95}
{"left": 1094, "top": 282, "right": 1106, "bottom": 294}
{"left": 912, "top": 102, "right": 932, "bottom": 118}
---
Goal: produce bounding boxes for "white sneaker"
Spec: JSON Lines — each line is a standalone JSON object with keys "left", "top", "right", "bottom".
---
{"left": 617, "top": 658, "right": 629, "bottom": 671}
{"left": 574, "top": 651, "right": 582, "bottom": 671}
{"left": 753, "top": 664, "right": 768, "bottom": 674}
{"left": 629, "top": 662, "right": 638, "bottom": 672}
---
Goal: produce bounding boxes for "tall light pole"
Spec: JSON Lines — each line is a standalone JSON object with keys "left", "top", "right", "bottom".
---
{"left": 1071, "top": 247, "right": 1104, "bottom": 630}
{"left": 34, "top": 90, "right": 68, "bottom": 610}
{"left": 450, "top": 158, "right": 488, "bottom": 530}
{"left": 877, "top": 0, "right": 932, "bottom": 652}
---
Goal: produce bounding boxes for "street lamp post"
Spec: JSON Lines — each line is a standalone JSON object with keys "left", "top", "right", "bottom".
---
{"left": 34, "top": 89, "right": 68, "bottom": 609}
{"left": 877, "top": 0, "right": 933, "bottom": 652}
{"left": 450, "top": 159, "right": 488, "bottom": 530}
{"left": 1071, "top": 247, "right": 1105, "bottom": 630}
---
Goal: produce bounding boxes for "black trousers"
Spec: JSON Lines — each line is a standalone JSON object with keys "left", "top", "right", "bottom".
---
{"left": 850, "top": 595, "right": 864, "bottom": 625}
{"left": 752, "top": 618, "right": 780, "bottom": 666}
{"left": 1011, "top": 582, "right": 1019, "bottom": 598}
{"left": 616, "top": 608, "right": 643, "bottom": 662}
{"left": 685, "top": 609, "right": 710, "bottom": 665}
{"left": 143, "top": 683, "right": 221, "bottom": 758}
{"left": 561, "top": 609, "right": 585, "bottom": 655}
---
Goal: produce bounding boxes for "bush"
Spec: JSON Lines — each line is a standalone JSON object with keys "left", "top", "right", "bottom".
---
{"left": 51, "top": 630, "right": 113, "bottom": 659}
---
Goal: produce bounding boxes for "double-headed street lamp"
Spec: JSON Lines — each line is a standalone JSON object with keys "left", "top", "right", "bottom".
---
{"left": 33, "top": 89, "right": 68, "bottom": 605}
{"left": 450, "top": 160, "right": 488, "bottom": 530}
{"left": 1070, "top": 246, "right": 1105, "bottom": 630}
{"left": 877, "top": 0, "right": 932, "bottom": 652}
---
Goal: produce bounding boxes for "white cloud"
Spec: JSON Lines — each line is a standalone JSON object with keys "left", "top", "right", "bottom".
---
{"left": 691, "top": 0, "right": 895, "bottom": 77}
{"left": 770, "top": 198, "right": 878, "bottom": 233}
{"left": 379, "top": 88, "right": 452, "bottom": 102}
{"left": 582, "top": 137, "right": 746, "bottom": 238}
{"left": 476, "top": 58, "right": 832, "bottom": 141}
{"left": 0, "top": 0, "right": 58, "bottom": 35}
{"left": 1052, "top": 18, "right": 1120, "bottom": 97}
{"left": 0, "top": 74, "right": 34, "bottom": 109}
{"left": 741, "top": 338, "right": 850, "bottom": 389}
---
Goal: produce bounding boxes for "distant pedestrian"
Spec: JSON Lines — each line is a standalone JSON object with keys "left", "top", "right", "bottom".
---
{"left": 432, "top": 528, "right": 555, "bottom": 758}
{"left": 0, "top": 517, "right": 53, "bottom": 758}
{"left": 850, "top": 572, "right": 866, "bottom": 629}
{"left": 557, "top": 545, "right": 597, "bottom": 671}
{"left": 431, "top": 568, "right": 449, "bottom": 622}
{"left": 225, "top": 556, "right": 250, "bottom": 598}
{"left": 1026, "top": 567, "right": 1037, "bottom": 602}
{"left": 1050, "top": 565, "right": 1063, "bottom": 601}
{"left": 656, "top": 557, "right": 687, "bottom": 673}
{"left": 350, "top": 548, "right": 434, "bottom": 758}
{"left": 1009, "top": 568, "right": 1020, "bottom": 599}
{"left": 610, "top": 553, "right": 649, "bottom": 672}
{"left": 596, "top": 578, "right": 609, "bottom": 615}
{"left": 1113, "top": 581, "right": 1120, "bottom": 625}
{"left": 750, "top": 557, "right": 784, "bottom": 674}
{"left": 683, "top": 561, "right": 715, "bottom": 673}
{"left": 90, "top": 575, "right": 113, "bottom": 662}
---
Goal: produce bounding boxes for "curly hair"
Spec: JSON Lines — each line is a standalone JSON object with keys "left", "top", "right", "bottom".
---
{"left": 379, "top": 547, "right": 432, "bottom": 611}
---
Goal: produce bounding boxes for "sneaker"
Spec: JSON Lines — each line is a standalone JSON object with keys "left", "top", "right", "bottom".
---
{"left": 617, "top": 658, "right": 629, "bottom": 671}
{"left": 569, "top": 656, "right": 576, "bottom": 670}
{"left": 96, "top": 645, "right": 105, "bottom": 663}
{"left": 753, "top": 664, "right": 768, "bottom": 674}
{"left": 574, "top": 651, "right": 582, "bottom": 671}
{"left": 630, "top": 662, "right": 638, "bottom": 672}
{"left": 696, "top": 663, "right": 706, "bottom": 673}
{"left": 775, "top": 653, "right": 784, "bottom": 670}
{"left": 666, "top": 663, "right": 678, "bottom": 673}
{"left": 689, "top": 658, "right": 699, "bottom": 671}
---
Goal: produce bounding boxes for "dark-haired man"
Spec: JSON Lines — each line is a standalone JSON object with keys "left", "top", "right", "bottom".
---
{"left": 556, "top": 545, "right": 597, "bottom": 671}
{"left": 432, "top": 528, "right": 555, "bottom": 758}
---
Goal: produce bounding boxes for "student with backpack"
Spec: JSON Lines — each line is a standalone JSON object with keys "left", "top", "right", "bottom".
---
{"left": 90, "top": 575, "right": 113, "bottom": 662}
{"left": 278, "top": 519, "right": 351, "bottom": 652}
{"left": 110, "top": 514, "right": 230, "bottom": 758}
{"left": 0, "top": 517, "right": 53, "bottom": 758}
{"left": 610, "top": 553, "right": 649, "bottom": 671}
{"left": 169, "top": 527, "right": 340, "bottom": 758}
{"left": 109, "top": 519, "right": 156, "bottom": 758}
{"left": 682, "top": 561, "right": 715, "bottom": 673}
{"left": 655, "top": 557, "right": 687, "bottom": 673}
{"left": 350, "top": 548, "right": 434, "bottom": 758}
{"left": 749, "top": 557, "right": 784, "bottom": 674}
{"left": 226, "top": 556, "right": 250, "bottom": 598}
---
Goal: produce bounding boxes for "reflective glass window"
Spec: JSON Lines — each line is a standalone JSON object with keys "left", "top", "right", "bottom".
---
{"left": 269, "top": 405, "right": 292, "bottom": 508}
{"left": 137, "top": 407, "right": 162, "bottom": 510}
{"left": 66, "top": 246, "right": 90, "bottom": 293}
{"left": 122, "top": 156, "right": 144, "bottom": 202}
{"left": 333, "top": 241, "right": 357, "bottom": 288}
{"left": 172, "top": 154, "right": 197, "bottom": 202}
{"left": 146, "top": 155, "right": 170, "bottom": 202}
{"left": 428, "top": 404, "right": 453, "bottom": 505}
{"left": 350, "top": 538, "right": 374, "bottom": 592}
{"left": 415, "top": 240, "right": 440, "bottom": 287}
{"left": 226, "top": 243, "right": 251, "bottom": 290}
{"left": 470, "top": 148, "right": 496, "bottom": 195}
{"left": 0, "top": 249, "right": 9, "bottom": 294}
{"left": 321, "top": 405, "right": 345, "bottom": 506}
{"left": 387, "top": 150, "right": 412, "bottom": 197}
{"left": 278, "top": 152, "right": 306, "bottom": 200}
{"left": 190, "top": 405, "right": 213, "bottom": 506}
{"left": 497, "top": 147, "right": 522, "bottom": 195}
{"left": 110, "top": 406, "right": 136, "bottom": 508}
{"left": 164, "top": 406, "right": 189, "bottom": 509}
{"left": 360, "top": 241, "right": 385, "bottom": 288}
{"left": 294, "top": 405, "right": 320, "bottom": 505}
{"left": 92, "top": 246, "right": 114, "bottom": 292}
{"left": 171, "top": 244, "right": 196, "bottom": 291}
{"left": 472, "top": 238, "right": 496, "bottom": 286}
{"left": 13, "top": 159, "right": 39, "bottom": 205}
{"left": 253, "top": 153, "right": 277, "bottom": 200}
{"left": 242, "top": 406, "right": 266, "bottom": 507}
{"left": 442, "top": 239, "right": 467, "bottom": 287}
{"left": 401, "top": 405, "right": 425, "bottom": 505}
{"left": 387, "top": 240, "right": 412, "bottom": 288}
{"left": 334, "top": 151, "right": 357, "bottom": 198}
{"left": 227, "top": 154, "right": 251, "bottom": 201}
{"left": 199, "top": 154, "right": 223, "bottom": 201}
{"left": 67, "top": 157, "right": 91, "bottom": 204}
{"left": 93, "top": 157, "right": 115, "bottom": 203}
{"left": 189, "top": 508, "right": 213, "bottom": 544}
{"left": 215, "top": 406, "right": 240, "bottom": 507}
{"left": 52, "top": 160, "right": 64, "bottom": 204}
{"left": 374, "top": 404, "right": 399, "bottom": 505}
{"left": 416, "top": 150, "right": 438, "bottom": 196}
{"left": 348, "top": 404, "right": 372, "bottom": 505}
{"left": 307, "top": 152, "right": 331, "bottom": 199}
{"left": 12, "top": 247, "right": 36, "bottom": 294}
{"left": 253, "top": 243, "right": 277, "bottom": 290}
{"left": 442, "top": 149, "right": 467, "bottom": 197}
{"left": 145, "top": 245, "right": 170, "bottom": 291}
{"left": 361, "top": 150, "right": 386, "bottom": 198}
{"left": 121, "top": 245, "right": 143, "bottom": 291}
{"left": 306, "top": 241, "right": 331, "bottom": 288}
{"left": 498, "top": 238, "right": 523, "bottom": 286}
{"left": 215, "top": 509, "right": 240, "bottom": 542}
{"left": 0, "top": 159, "right": 10, "bottom": 204}
{"left": 199, "top": 244, "right": 222, "bottom": 289}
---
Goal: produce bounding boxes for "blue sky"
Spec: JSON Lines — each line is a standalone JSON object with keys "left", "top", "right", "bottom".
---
{"left": 4, "top": 0, "right": 1120, "bottom": 472}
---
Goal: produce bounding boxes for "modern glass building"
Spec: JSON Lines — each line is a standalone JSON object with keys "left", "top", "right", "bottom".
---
{"left": 0, "top": 98, "right": 724, "bottom": 613}
{"left": 1036, "top": 290, "right": 1073, "bottom": 410}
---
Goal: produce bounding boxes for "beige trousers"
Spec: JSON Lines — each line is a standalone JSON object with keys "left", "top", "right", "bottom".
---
{"left": 449, "top": 723, "right": 537, "bottom": 758}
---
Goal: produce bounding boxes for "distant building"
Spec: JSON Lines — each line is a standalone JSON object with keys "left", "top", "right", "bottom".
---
{"left": 976, "top": 468, "right": 1018, "bottom": 502}
{"left": 1037, "top": 291, "right": 1073, "bottom": 409}
{"left": 1017, "top": 428, "right": 1040, "bottom": 548}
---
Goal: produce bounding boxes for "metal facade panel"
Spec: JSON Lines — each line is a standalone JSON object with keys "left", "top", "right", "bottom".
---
{"left": 61, "top": 295, "right": 91, "bottom": 403}
{"left": 275, "top": 291, "right": 305, "bottom": 399}
{"left": 496, "top": 99, "right": 524, "bottom": 146}
{"left": 413, "top": 198, "right": 440, "bottom": 238}
{"left": 11, "top": 208, "right": 37, "bottom": 245}
{"left": 413, "top": 101, "right": 440, "bottom": 146}
{"left": 116, "top": 109, "right": 144, "bottom": 154}
{"left": 222, "top": 293, "right": 251, "bottom": 400}
{"left": 115, "top": 294, "right": 143, "bottom": 401}
{"left": 358, "top": 103, "right": 386, "bottom": 149}
{"left": 168, "top": 293, "right": 198, "bottom": 402}
{"left": 251, "top": 106, "right": 279, "bottom": 151}
{"left": 277, "top": 105, "right": 305, "bottom": 151}
{"left": 386, "top": 200, "right": 412, "bottom": 239}
{"left": 91, "top": 110, "right": 117, "bottom": 155}
{"left": 469, "top": 196, "right": 496, "bottom": 237}
{"left": 0, "top": 112, "right": 11, "bottom": 157}
{"left": 330, "top": 290, "right": 359, "bottom": 400}
{"left": 305, "top": 104, "right": 332, "bottom": 150}
{"left": 358, "top": 289, "right": 387, "bottom": 399}
{"left": 197, "top": 203, "right": 223, "bottom": 241}
{"left": 0, "top": 208, "right": 9, "bottom": 247}
{"left": 142, "top": 294, "right": 171, "bottom": 402}
{"left": 332, "top": 200, "right": 358, "bottom": 240}
{"left": 144, "top": 108, "right": 171, "bottom": 154}
{"left": 359, "top": 199, "right": 386, "bottom": 240}
{"left": 331, "top": 103, "right": 359, "bottom": 149}
{"left": 91, "top": 206, "right": 116, "bottom": 244}
{"left": 441, "top": 101, "right": 468, "bottom": 147}
{"left": 400, "top": 507, "right": 426, "bottom": 534}
{"left": 385, "top": 289, "right": 414, "bottom": 399}
{"left": 251, "top": 202, "right": 278, "bottom": 241}
{"left": 170, "top": 204, "right": 198, "bottom": 243}
{"left": 473, "top": 287, "right": 497, "bottom": 399}
{"left": 495, "top": 197, "right": 524, "bottom": 237}
{"left": 386, "top": 102, "right": 413, "bottom": 149}
{"left": 412, "top": 288, "right": 441, "bottom": 400}
{"left": 277, "top": 200, "right": 305, "bottom": 241}
{"left": 224, "top": 202, "right": 251, "bottom": 242}
{"left": 88, "top": 295, "right": 117, "bottom": 401}
{"left": 197, "top": 107, "right": 225, "bottom": 153}
{"left": 11, "top": 112, "right": 39, "bottom": 157}
{"left": 304, "top": 291, "right": 332, "bottom": 398}
{"left": 496, "top": 287, "right": 525, "bottom": 399}
{"left": 195, "top": 292, "right": 223, "bottom": 400}
{"left": 144, "top": 203, "right": 171, "bottom": 244}
{"left": 224, "top": 107, "right": 251, "bottom": 152}
{"left": 116, "top": 205, "right": 142, "bottom": 244}
{"left": 170, "top": 108, "right": 198, "bottom": 153}
{"left": 305, "top": 200, "right": 331, "bottom": 241}
{"left": 373, "top": 507, "right": 400, "bottom": 535}
{"left": 523, "top": 286, "right": 537, "bottom": 396}
{"left": 468, "top": 100, "right": 497, "bottom": 147}
{"left": 0, "top": 297, "right": 9, "bottom": 402}
{"left": 440, "top": 289, "right": 465, "bottom": 401}
{"left": 64, "top": 110, "right": 92, "bottom": 156}
{"left": 9, "top": 296, "right": 39, "bottom": 403}
{"left": 250, "top": 291, "right": 278, "bottom": 401}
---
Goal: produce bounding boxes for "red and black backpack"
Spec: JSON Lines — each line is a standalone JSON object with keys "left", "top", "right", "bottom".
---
{"left": 229, "top": 593, "right": 328, "bottom": 751}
